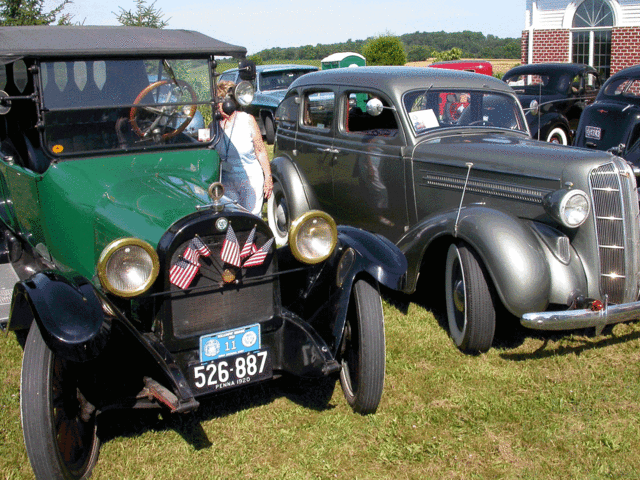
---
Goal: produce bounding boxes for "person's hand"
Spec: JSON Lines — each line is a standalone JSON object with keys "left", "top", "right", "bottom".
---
{"left": 264, "top": 175, "right": 273, "bottom": 199}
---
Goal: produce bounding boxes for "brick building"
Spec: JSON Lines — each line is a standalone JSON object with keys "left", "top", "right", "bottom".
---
{"left": 523, "top": 0, "right": 640, "bottom": 77}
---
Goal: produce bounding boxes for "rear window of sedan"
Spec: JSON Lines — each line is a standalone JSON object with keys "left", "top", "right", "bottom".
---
{"left": 403, "top": 89, "right": 527, "bottom": 135}
{"left": 602, "top": 77, "right": 640, "bottom": 102}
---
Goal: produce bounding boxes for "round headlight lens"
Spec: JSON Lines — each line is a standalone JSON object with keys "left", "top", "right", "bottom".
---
{"left": 98, "top": 239, "right": 159, "bottom": 297}
{"left": 235, "top": 81, "right": 255, "bottom": 107}
{"left": 289, "top": 211, "right": 338, "bottom": 264}
{"left": 560, "top": 190, "right": 590, "bottom": 227}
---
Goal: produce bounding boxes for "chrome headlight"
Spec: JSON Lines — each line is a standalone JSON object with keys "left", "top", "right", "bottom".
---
{"left": 543, "top": 189, "right": 591, "bottom": 228}
{"left": 235, "top": 81, "right": 255, "bottom": 107}
{"left": 289, "top": 211, "right": 338, "bottom": 264}
{"left": 98, "top": 238, "right": 159, "bottom": 297}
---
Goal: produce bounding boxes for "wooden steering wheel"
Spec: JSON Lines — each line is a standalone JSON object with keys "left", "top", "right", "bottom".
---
{"left": 129, "top": 80, "right": 198, "bottom": 140}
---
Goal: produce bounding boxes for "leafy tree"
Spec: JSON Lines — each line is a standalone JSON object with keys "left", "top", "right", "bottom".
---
{"left": 361, "top": 35, "right": 407, "bottom": 66}
{"left": 407, "top": 45, "right": 432, "bottom": 62}
{"left": 114, "top": 0, "right": 169, "bottom": 28}
{"left": 432, "top": 47, "right": 462, "bottom": 62}
{"left": 247, "top": 54, "right": 263, "bottom": 66}
{"left": 0, "top": 0, "right": 72, "bottom": 25}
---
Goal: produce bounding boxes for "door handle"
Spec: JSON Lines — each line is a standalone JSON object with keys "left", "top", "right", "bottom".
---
{"left": 318, "top": 147, "right": 339, "bottom": 154}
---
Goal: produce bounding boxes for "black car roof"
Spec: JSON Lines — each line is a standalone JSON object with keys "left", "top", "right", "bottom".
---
{"left": 606, "top": 64, "right": 640, "bottom": 79}
{"left": 0, "top": 26, "right": 246, "bottom": 60}
{"left": 289, "top": 66, "right": 514, "bottom": 94}
{"left": 503, "top": 63, "right": 594, "bottom": 78}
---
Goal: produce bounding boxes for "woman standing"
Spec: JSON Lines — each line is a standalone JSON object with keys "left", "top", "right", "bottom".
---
{"left": 215, "top": 80, "right": 273, "bottom": 216}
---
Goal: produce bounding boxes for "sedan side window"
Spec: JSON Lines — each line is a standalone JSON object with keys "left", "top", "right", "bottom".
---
{"left": 303, "top": 90, "right": 334, "bottom": 130}
{"left": 344, "top": 92, "right": 398, "bottom": 137}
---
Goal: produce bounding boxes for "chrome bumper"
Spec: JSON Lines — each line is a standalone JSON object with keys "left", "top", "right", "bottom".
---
{"left": 521, "top": 298, "right": 640, "bottom": 332}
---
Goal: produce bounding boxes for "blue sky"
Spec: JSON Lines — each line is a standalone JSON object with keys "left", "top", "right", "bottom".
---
{"left": 62, "top": 0, "right": 525, "bottom": 55}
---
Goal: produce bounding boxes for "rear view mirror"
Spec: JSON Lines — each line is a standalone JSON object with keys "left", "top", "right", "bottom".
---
{"left": 238, "top": 59, "right": 256, "bottom": 82}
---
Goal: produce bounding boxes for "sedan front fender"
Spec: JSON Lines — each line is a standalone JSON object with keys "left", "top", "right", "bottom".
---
{"left": 399, "top": 206, "right": 585, "bottom": 317}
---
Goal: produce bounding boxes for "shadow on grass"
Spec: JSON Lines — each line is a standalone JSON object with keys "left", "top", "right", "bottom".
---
{"left": 96, "top": 375, "right": 337, "bottom": 451}
{"left": 386, "top": 281, "right": 640, "bottom": 360}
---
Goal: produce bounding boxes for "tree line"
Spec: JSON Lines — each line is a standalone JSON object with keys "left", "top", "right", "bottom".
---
{"left": 253, "top": 31, "right": 520, "bottom": 63}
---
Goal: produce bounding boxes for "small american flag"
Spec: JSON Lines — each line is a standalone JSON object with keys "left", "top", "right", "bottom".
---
{"left": 243, "top": 238, "right": 274, "bottom": 268}
{"left": 191, "top": 236, "right": 211, "bottom": 257}
{"left": 169, "top": 257, "right": 200, "bottom": 289}
{"left": 220, "top": 224, "right": 242, "bottom": 267}
{"left": 240, "top": 226, "right": 258, "bottom": 259}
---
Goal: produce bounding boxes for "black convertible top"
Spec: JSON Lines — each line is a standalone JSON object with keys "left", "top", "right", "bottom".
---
{"left": 0, "top": 26, "right": 246, "bottom": 59}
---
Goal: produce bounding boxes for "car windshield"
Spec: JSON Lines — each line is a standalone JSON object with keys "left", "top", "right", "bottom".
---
{"left": 600, "top": 77, "right": 640, "bottom": 105}
{"left": 259, "top": 69, "right": 313, "bottom": 92}
{"left": 40, "top": 58, "right": 213, "bottom": 156}
{"left": 403, "top": 89, "right": 527, "bottom": 135}
{"left": 503, "top": 72, "right": 572, "bottom": 95}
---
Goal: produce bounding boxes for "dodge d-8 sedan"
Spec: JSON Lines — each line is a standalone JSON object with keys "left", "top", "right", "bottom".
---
{"left": 270, "top": 66, "right": 640, "bottom": 354}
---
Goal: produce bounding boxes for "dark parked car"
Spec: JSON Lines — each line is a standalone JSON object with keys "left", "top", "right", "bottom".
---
{"left": 503, "top": 63, "right": 601, "bottom": 144}
{"left": 574, "top": 65, "right": 640, "bottom": 167}
{"left": 271, "top": 66, "right": 640, "bottom": 356}
{"left": 219, "top": 64, "right": 318, "bottom": 144}
{"left": 0, "top": 27, "right": 406, "bottom": 479}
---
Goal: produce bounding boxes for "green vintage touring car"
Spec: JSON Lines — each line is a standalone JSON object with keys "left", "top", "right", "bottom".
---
{"left": 0, "top": 26, "right": 406, "bottom": 479}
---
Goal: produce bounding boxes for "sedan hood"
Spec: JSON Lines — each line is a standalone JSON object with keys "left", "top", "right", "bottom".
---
{"left": 413, "top": 131, "right": 614, "bottom": 183}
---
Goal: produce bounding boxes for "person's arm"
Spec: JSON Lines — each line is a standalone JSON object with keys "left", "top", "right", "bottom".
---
{"left": 249, "top": 115, "right": 273, "bottom": 199}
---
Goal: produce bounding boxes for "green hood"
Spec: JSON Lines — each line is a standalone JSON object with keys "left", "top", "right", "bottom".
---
{"left": 38, "top": 149, "right": 220, "bottom": 280}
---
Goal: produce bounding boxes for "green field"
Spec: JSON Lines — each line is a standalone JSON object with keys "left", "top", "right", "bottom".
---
{"left": 2, "top": 293, "right": 640, "bottom": 479}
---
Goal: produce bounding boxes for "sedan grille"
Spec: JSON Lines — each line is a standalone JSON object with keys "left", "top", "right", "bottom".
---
{"left": 589, "top": 162, "right": 630, "bottom": 303}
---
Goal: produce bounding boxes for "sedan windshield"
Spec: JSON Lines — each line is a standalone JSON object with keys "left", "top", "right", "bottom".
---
{"left": 258, "top": 69, "right": 314, "bottom": 92}
{"left": 40, "top": 58, "right": 212, "bottom": 156}
{"left": 403, "top": 89, "right": 527, "bottom": 135}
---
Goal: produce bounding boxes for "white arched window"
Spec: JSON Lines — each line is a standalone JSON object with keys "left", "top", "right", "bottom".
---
{"left": 571, "top": 0, "right": 614, "bottom": 78}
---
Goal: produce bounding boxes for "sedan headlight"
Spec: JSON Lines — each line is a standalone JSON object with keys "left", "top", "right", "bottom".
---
{"left": 289, "top": 211, "right": 338, "bottom": 264}
{"left": 234, "top": 81, "right": 255, "bottom": 107}
{"left": 543, "top": 189, "right": 591, "bottom": 228}
{"left": 98, "top": 238, "right": 160, "bottom": 297}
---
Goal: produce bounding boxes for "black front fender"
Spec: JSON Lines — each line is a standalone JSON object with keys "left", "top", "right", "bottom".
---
{"left": 10, "top": 271, "right": 110, "bottom": 362}
{"left": 271, "top": 156, "right": 321, "bottom": 217}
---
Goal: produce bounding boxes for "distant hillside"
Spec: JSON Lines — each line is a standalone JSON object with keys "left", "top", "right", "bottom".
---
{"left": 252, "top": 31, "right": 520, "bottom": 63}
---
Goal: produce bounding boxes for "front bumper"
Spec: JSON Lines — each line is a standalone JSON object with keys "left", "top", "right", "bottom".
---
{"left": 521, "top": 297, "right": 640, "bottom": 332}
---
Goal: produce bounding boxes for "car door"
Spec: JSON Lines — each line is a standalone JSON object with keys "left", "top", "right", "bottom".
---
{"left": 330, "top": 88, "right": 408, "bottom": 242}
{"left": 291, "top": 87, "right": 337, "bottom": 211}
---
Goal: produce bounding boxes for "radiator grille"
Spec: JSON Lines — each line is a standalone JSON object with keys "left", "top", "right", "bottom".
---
{"left": 589, "top": 163, "right": 626, "bottom": 303}
{"left": 168, "top": 230, "right": 275, "bottom": 339}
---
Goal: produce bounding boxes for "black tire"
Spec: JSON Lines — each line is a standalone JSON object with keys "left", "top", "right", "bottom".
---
{"left": 338, "top": 277, "right": 385, "bottom": 415}
{"left": 444, "top": 242, "right": 496, "bottom": 353}
{"left": 267, "top": 180, "right": 291, "bottom": 247}
{"left": 264, "top": 115, "right": 275, "bottom": 145}
{"left": 21, "top": 323, "right": 100, "bottom": 480}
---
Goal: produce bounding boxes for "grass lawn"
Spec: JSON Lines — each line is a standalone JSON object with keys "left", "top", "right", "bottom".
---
{"left": 2, "top": 298, "right": 640, "bottom": 479}
{"left": 2, "top": 147, "right": 639, "bottom": 479}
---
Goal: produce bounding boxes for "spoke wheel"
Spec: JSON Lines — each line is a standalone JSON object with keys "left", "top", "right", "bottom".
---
{"left": 21, "top": 324, "right": 100, "bottom": 480}
{"left": 546, "top": 127, "right": 568, "bottom": 145}
{"left": 267, "top": 180, "right": 291, "bottom": 246}
{"left": 129, "top": 80, "right": 197, "bottom": 140}
{"left": 339, "top": 277, "right": 385, "bottom": 415}
{"left": 445, "top": 242, "right": 496, "bottom": 353}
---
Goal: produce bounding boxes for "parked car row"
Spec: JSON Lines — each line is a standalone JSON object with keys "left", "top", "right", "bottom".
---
{"left": 3, "top": 25, "right": 640, "bottom": 479}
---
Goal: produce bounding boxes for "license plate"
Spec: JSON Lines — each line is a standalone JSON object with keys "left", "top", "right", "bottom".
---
{"left": 199, "top": 324, "right": 261, "bottom": 363}
{"left": 190, "top": 349, "right": 272, "bottom": 394}
{"left": 585, "top": 126, "right": 602, "bottom": 140}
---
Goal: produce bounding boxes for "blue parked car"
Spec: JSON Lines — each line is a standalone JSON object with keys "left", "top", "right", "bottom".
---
{"left": 220, "top": 64, "right": 318, "bottom": 143}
